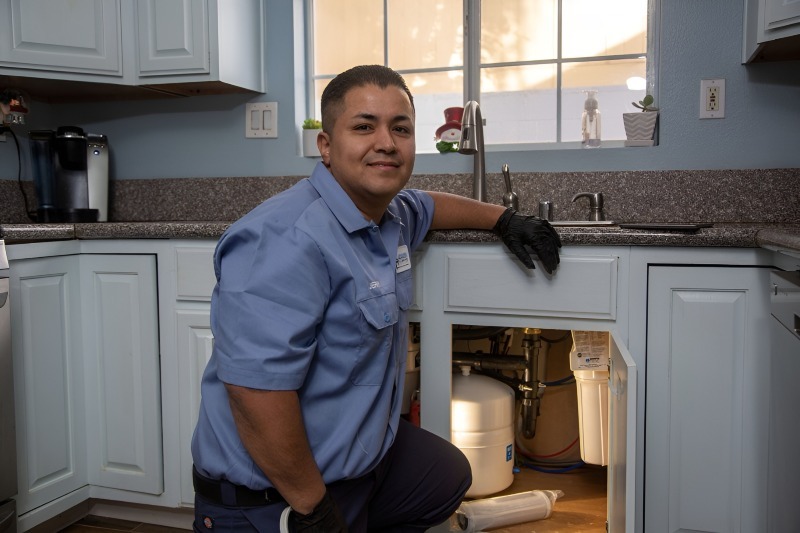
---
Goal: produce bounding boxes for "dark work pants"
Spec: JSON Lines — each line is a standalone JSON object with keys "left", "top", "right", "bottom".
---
{"left": 193, "top": 418, "right": 472, "bottom": 532}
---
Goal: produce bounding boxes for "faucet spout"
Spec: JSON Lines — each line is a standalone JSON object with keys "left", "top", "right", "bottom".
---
{"left": 458, "top": 100, "right": 487, "bottom": 202}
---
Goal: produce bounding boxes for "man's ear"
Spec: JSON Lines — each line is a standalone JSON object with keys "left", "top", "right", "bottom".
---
{"left": 317, "top": 131, "right": 331, "bottom": 166}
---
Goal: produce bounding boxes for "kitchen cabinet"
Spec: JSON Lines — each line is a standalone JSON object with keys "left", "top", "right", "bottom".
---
{"left": 7, "top": 242, "right": 165, "bottom": 531}
{"left": 644, "top": 265, "right": 771, "bottom": 532}
{"left": 133, "top": 0, "right": 265, "bottom": 94}
{"left": 80, "top": 254, "right": 162, "bottom": 496}
{"left": 0, "top": 0, "right": 265, "bottom": 96}
{"left": 10, "top": 252, "right": 88, "bottom": 517}
{"left": 414, "top": 243, "right": 637, "bottom": 533}
{"left": 174, "top": 244, "right": 216, "bottom": 506}
{"left": 6, "top": 237, "right": 784, "bottom": 532}
{"left": 766, "top": 266, "right": 800, "bottom": 532}
{"left": 0, "top": 0, "right": 122, "bottom": 77}
{"left": 743, "top": 0, "right": 800, "bottom": 62}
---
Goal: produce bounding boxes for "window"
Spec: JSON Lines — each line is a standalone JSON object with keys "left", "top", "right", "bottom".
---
{"left": 306, "top": 0, "right": 653, "bottom": 152}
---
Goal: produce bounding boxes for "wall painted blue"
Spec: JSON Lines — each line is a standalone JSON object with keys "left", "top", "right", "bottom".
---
{"left": 2, "top": 0, "right": 799, "bottom": 180}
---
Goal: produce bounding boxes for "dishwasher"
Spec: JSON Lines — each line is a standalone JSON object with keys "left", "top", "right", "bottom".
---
{"left": 767, "top": 268, "right": 800, "bottom": 533}
{"left": 0, "top": 239, "right": 16, "bottom": 533}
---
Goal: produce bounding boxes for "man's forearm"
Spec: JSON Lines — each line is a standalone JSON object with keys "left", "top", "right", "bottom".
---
{"left": 428, "top": 191, "right": 506, "bottom": 231}
{"left": 225, "top": 384, "right": 326, "bottom": 514}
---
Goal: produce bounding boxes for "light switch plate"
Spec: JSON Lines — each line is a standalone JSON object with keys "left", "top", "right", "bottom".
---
{"left": 246, "top": 102, "right": 278, "bottom": 138}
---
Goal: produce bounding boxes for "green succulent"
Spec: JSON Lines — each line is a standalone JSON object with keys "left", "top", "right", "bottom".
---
{"left": 632, "top": 95, "right": 658, "bottom": 112}
{"left": 302, "top": 118, "right": 322, "bottom": 129}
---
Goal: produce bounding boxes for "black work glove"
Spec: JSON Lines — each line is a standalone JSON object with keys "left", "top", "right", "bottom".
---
{"left": 492, "top": 207, "right": 562, "bottom": 274}
{"left": 282, "top": 491, "right": 348, "bottom": 533}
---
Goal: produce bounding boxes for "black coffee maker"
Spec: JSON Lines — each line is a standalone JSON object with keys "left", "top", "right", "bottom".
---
{"left": 29, "top": 126, "right": 108, "bottom": 223}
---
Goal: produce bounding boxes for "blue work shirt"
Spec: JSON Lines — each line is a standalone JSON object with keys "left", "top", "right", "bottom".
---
{"left": 191, "top": 162, "right": 434, "bottom": 489}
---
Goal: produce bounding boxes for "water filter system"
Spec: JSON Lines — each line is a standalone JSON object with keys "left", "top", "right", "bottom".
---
{"left": 445, "top": 327, "right": 611, "bottom": 528}
{"left": 569, "top": 331, "right": 610, "bottom": 466}
{"left": 451, "top": 366, "right": 516, "bottom": 498}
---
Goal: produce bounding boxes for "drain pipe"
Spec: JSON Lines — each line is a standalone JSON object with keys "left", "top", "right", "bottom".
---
{"left": 521, "top": 328, "right": 545, "bottom": 439}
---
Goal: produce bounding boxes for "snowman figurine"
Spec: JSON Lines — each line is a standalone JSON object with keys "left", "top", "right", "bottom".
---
{"left": 434, "top": 106, "right": 463, "bottom": 153}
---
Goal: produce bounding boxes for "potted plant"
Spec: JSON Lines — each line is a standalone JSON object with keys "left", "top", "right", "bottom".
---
{"left": 623, "top": 95, "right": 659, "bottom": 147}
{"left": 302, "top": 118, "right": 322, "bottom": 157}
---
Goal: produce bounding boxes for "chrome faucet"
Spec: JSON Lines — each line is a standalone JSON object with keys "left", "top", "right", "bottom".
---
{"left": 572, "top": 192, "right": 606, "bottom": 221}
{"left": 458, "top": 100, "right": 487, "bottom": 202}
{"left": 501, "top": 164, "right": 519, "bottom": 210}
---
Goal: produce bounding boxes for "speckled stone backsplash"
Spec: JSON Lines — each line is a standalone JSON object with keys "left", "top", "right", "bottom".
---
{"left": 1, "top": 168, "right": 798, "bottom": 224}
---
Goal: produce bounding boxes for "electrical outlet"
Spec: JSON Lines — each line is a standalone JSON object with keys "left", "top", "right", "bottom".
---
{"left": 700, "top": 79, "right": 725, "bottom": 119}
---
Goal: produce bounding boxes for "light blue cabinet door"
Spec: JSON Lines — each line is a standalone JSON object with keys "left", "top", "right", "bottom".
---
{"left": 10, "top": 254, "right": 88, "bottom": 515}
{"left": 136, "top": 0, "right": 209, "bottom": 76}
{"left": 81, "top": 254, "right": 163, "bottom": 495}
{"left": 0, "top": 0, "right": 121, "bottom": 75}
{"left": 645, "top": 266, "right": 770, "bottom": 533}
{"left": 176, "top": 308, "right": 212, "bottom": 506}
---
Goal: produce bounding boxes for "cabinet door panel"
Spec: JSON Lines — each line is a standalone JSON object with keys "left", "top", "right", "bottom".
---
{"left": 646, "top": 266, "right": 770, "bottom": 533}
{"left": 765, "top": 0, "right": 800, "bottom": 31}
{"left": 136, "top": 0, "right": 209, "bottom": 76}
{"left": 608, "top": 330, "right": 637, "bottom": 533}
{"left": 11, "top": 256, "right": 87, "bottom": 514}
{"left": 176, "top": 309, "right": 213, "bottom": 506}
{"left": 82, "top": 254, "right": 163, "bottom": 495}
{"left": 445, "top": 252, "right": 618, "bottom": 319}
{"left": 0, "top": 0, "right": 121, "bottom": 75}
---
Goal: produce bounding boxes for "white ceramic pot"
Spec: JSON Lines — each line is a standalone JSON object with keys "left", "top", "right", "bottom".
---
{"left": 302, "top": 128, "right": 321, "bottom": 157}
{"left": 622, "top": 111, "right": 658, "bottom": 147}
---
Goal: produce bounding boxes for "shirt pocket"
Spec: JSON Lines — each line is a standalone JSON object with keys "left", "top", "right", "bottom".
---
{"left": 396, "top": 271, "right": 413, "bottom": 311}
{"left": 352, "top": 292, "right": 398, "bottom": 385}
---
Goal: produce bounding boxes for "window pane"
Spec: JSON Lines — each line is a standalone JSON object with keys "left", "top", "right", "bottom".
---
{"left": 562, "top": 0, "right": 647, "bottom": 58}
{"left": 313, "top": 0, "right": 384, "bottom": 75}
{"left": 560, "top": 59, "right": 647, "bottom": 142}
{"left": 409, "top": 71, "right": 466, "bottom": 153}
{"left": 387, "top": 0, "right": 462, "bottom": 70}
{"left": 482, "top": 0, "right": 557, "bottom": 63}
{"left": 481, "top": 64, "right": 558, "bottom": 145}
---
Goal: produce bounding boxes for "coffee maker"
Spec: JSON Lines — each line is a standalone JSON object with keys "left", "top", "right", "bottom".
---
{"left": 29, "top": 126, "right": 109, "bottom": 222}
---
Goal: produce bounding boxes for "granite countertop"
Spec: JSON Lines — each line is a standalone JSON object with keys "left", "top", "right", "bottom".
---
{"left": 2, "top": 221, "right": 799, "bottom": 254}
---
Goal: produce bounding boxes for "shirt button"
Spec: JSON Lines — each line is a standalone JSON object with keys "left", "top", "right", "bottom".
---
{"left": 384, "top": 313, "right": 391, "bottom": 322}
{"left": 371, "top": 226, "right": 379, "bottom": 232}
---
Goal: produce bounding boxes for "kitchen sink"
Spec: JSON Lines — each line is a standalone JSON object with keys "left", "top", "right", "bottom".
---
{"left": 549, "top": 220, "right": 616, "bottom": 227}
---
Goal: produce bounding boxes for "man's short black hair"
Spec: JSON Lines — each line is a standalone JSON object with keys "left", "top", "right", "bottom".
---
{"left": 320, "top": 65, "right": 415, "bottom": 134}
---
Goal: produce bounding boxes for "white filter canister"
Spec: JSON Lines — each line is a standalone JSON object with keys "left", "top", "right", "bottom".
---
{"left": 451, "top": 368, "right": 515, "bottom": 497}
{"left": 574, "top": 369, "right": 609, "bottom": 466}
{"left": 450, "top": 489, "right": 564, "bottom": 532}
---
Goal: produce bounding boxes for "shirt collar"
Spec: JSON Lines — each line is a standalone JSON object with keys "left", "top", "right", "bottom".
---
{"left": 308, "top": 162, "right": 402, "bottom": 233}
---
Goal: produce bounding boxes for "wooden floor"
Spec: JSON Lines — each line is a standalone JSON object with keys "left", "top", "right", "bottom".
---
{"left": 59, "top": 515, "right": 188, "bottom": 533}
{"left": 59, "top": 465, "right": 605, "bottom": 533}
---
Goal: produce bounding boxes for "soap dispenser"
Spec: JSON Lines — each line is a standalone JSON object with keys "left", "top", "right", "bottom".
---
{"left": 581, "top": 89, "right": 601, "bottom": 148}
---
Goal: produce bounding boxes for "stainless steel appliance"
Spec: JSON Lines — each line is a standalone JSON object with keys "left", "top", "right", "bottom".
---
{"left": 0, "top": 239, "right": 17, "bottom": 533}
{"left": 767, "top": 268, "right": 800, "bottom": 532}
{"left": 29, "top": 126, "right": 109, "bottom": 223}
{"left": 87, "top": 133, "right": 109, "bottom": 222}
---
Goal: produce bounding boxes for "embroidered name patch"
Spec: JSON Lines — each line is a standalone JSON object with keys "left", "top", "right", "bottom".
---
{"left": 396, "top": 245, "right": 411, "bottom": 273}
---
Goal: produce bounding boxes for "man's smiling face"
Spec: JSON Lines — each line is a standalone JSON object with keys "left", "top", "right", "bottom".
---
{"left": 318, "top": 83, "right": 416, "bottom": 222}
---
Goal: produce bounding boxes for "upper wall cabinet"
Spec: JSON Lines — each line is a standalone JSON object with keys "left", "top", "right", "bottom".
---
{"left": 743, "top": 0, "right": 800, "bottom": 62}
{"left": 0, "top": 0, "right": 265, "bottom": 99}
